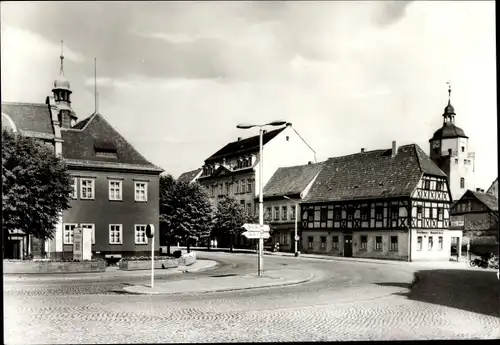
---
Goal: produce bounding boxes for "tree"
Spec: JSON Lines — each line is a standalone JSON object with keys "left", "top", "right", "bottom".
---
{"left": 159, "top": 178, "right": 213, "bottom": 253}
{"left": 2, "top": 128, "right": 73, "bottom": 254}
{"left": 213, "top": 195, "right": 248, "bottom": 251}
{"left": 159, "top": 174, "right": 177, "bottom": 255}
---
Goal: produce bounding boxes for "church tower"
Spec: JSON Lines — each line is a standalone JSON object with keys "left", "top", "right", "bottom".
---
{"left": 51, "top": 41, "right": 77, "bottom": 128}
{"left": 429, "top": 83, "right": 475, "bottom": 201}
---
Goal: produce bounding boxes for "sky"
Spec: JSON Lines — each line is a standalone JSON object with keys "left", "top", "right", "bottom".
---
{"left": 1, "top": 1, "right": 497, "bottom": 189}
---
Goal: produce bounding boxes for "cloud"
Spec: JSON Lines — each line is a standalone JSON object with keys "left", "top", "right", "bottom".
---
{"left": 372, "top": 1, "right": 413, "bottom": 27}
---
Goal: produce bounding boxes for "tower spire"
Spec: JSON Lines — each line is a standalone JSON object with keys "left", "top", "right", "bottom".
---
{"left": 60, "top": 40, "right": 65, "bottom": 76}
{"left": 447, "top": 80, "right": 452, "bottom": 105}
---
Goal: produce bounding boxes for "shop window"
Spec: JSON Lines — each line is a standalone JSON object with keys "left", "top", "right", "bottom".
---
{"left": 332, "top": 236, "right": 339, "bottom": 249}
{"left": 308, "top": 236, "right": 313, "bottom": 249}
{"left": 360, "top": 236, "right": 367, "bottom": 250}
{"left": 390, "top": 236, "right": 398, "bottom": 251}
{"left": 417, "top": 236, "right": 422, "bottom": 251}
{"left": 375, "top": 236, "right": 382, "bottom": 251}
{"left": 438, "top": 236, "right": 443, "bottom": 250}
{"left": 320, "top": 236, "right": 326, "bottom": 249}
{"left": 428, "top": 236, "right": 434, "bottom": 250}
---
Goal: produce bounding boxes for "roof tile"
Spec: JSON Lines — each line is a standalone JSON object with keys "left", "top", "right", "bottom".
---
{"left": 178, "top": 168, "right": 202, "bottom": 183}
{"left": 2, "top": 102, "right": 54, "bottom": 135}
{"left": 263, "top": 163, "right": 323, "bottom": 197}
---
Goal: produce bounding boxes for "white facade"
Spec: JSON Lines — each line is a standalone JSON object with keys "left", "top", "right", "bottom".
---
{"left": 255, "top": 126, "right": 317, "bottom": 199}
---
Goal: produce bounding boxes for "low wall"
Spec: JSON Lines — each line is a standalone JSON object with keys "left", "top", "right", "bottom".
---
{"left": 119, "top": 258, "right": 178, "bottom": 271}
{"left": 119, "top": 253, "right": 197, "bottom": 271}
{"left": 3, "top": 260, "right": 106, "bottom": 274}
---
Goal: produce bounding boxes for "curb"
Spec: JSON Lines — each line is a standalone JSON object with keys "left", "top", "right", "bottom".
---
{"left": 121, "top": 272, "right": 314, "bottom": 295}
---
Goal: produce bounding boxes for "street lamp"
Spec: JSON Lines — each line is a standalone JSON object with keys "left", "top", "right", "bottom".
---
{"left": 237, "top": 120, "right": 287, "bottom": 277}
{"left": 283, "top": 195, "right": 300, "bottom": 257}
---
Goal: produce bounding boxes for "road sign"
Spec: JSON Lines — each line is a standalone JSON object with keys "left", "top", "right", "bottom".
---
{"left": 242, "top": 223, "right": 270, "bottom": 232}
{"left": 294, "top": 235, "right": 300, "bottom": 241}
{"left": 242, "top": 231, "right": 270, "bottom": 239}
{"left": 146, "top": 224, "right": 155, "bottom": 238}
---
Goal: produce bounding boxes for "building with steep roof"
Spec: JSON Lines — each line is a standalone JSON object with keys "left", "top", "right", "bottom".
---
{"left": 486, "top": 177, "right": 498, "bottom": 199}
{"left": 429, "top": 84, "right": 475, "bottom": 201}
{"left": 450, "top": 189, "right": 498, "bottom": 254}
{"left": 300, "top": 142, "right": 462, "bottom": 262}
{"left": 2, "top": 45, "right": 163, "bottom": 260}
{"left": 193, "top": 123, "right": 317, "bottom": 248}
{"left": 177, "top": 168, "right": 203, "bottom": 184}
{"left": 262, "top": 162, "right": 323, "bottom": 253}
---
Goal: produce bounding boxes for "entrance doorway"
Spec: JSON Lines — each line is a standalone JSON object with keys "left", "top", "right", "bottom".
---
{"left": 344, "top": 235, "right": 353, "bottom": 257}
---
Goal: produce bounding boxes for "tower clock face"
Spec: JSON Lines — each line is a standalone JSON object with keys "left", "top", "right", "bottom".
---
{"left": 432, "top": 140, "right": 441, "bottom": 149}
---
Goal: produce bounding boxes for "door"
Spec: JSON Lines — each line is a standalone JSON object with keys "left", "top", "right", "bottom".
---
{"left": 344, "top": 235, "right": 353, "bottom": 257}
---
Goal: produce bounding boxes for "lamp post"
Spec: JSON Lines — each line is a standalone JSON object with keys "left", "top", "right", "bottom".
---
{"left": 283, "top": 195, "right": 299, "bottom": 257}
{"left": 237, "top": 120, "right": 287, "bottom": 277}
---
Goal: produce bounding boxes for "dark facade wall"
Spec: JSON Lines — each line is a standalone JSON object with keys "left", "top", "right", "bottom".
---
{"left": 62, "top": 168, "right": 160, "bottom": 257}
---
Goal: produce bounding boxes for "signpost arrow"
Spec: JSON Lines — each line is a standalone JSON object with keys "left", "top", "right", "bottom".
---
{"left": 242, "top": 231, "right": 270, "bottom": 239}
{"left": 242, "top": 223, "right": 270, "bottom": 232}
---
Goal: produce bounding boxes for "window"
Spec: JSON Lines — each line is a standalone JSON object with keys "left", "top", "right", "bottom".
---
{"left": 81, "top": 178, "right": 95, "bottom": 199}
{"left": 437, "top": 207, "right": 443, "bottom": 221}
{"left": 219, "top": 184, "right": 223, "bottom": 195}
{"left": 461, "top": 146, "right": 465, "bottom": 152}
{"left": 360, "top": 236, "right": 367, "bottom": 250}
{"left": 391, "top": 205, "right": 399, "bottom": 219}
{"left": 424, "top": 180, "right": 430, "bottom": 190}
{"left": 320, "top": 236, "right": 326, "bottom": 249}
{"left": 436, "top": 181, "right": 442, "bottom": 191}
{"left": 361, "top": 207, "right": 369, "bottom": 221}
{"left": 320, "top": 208, "right": 328, "bottom": 222}
{"left": 438, "top": 236, "right": 443, "bottom": 250}
{"left": 347, "top": 207, "right": 354, "bottom": 220}
{"left": 234, "top": 181, "right": 239, "bottom": 194}
{"left": 109, "top": 224, "right": 122, "bottom": 244}
{"left": 109, "top": 180, "right": 122, "bottom": 200}
{"left": 135, "top": 182, "right": 148, "bottom": 202}
{"left": 71, "top": 178, "right": 77, "bottom": 199}
{"left": 334, "top": 209, "right": 342, "bottom": 221}
{"left": 332, "top": 236, "right": 339, "bottom": 249}
{"left": 307, "top": 209, "right": 314, "bottom": 222}
{"left": 225, "top": 183, "right": 230, "bottom": 195}
{"left": 282, "top": 206, "right": 288, "bottom": 220}
{"left": 308, "top": 236, "right": 313, "bottom": 249}
{"left": 274, "top": 206, "right": 280, "bottom": 220}
{"left": 417, "top": 206, "right": 422, "bottom": 219}
{"left": 80, "top": 224, "right": 95, "bottom": 245}
{"left": 247, "top": 203, "right": 252, "bottom": 215}
{"left": 291, "top": 206, "right": 296, "bottom": 220}
{"left": 390, "top": 236, "right": 398, "bottom": 251}
{"left": 417, "top": 236, "right": 422, "bottom": 251}
{"left": 240, "top": 200, "right": 245, "bottom": 207}
{"left": 283, "top": 233, "right": 289, "bottom": 245}
{"left": 266, "top": 207, "right": 272, "bottom": 220}
{"left": 460, "top": 177, "right": 465, "bottom": 189}
{"left": 247, "top": 179, "right": 252, "bottom": 193}
{"left": 63, "top": 224, "right": 76, "bottom": 244}
{"left": 428, "top": 236, "right": 433, "bottom": 250}
{"left": 375, "top": 206, "right": 383, "bottom": 221}
{"left": 210, "top": 186, "right": 215, "bottom": 198}
{"left": 455, "top": 159, "right": 458, "bottom": 164}
{"left": 375, "top": 236, "right": 382, "bottom": 251}
{"left": 135, "top": 225, "right": 147, "bottom": 244}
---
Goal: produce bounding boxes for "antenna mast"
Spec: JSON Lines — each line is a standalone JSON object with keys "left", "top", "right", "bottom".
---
{"left": 94, "top": 58, "right": 97, "bottom": 114}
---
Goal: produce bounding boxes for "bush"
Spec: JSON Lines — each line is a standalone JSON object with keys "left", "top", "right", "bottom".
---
{"left": 173, "top": 250, "right": 182, "bottom": 258}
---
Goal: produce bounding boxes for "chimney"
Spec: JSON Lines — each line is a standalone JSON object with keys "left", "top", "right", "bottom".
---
{"left": 237, "top": 137, "right": 242, "bottom": 141}
{"left": 308, "top": 161, "right": 312, "bottom": 165}
{"left": 476, "top": 188, "right": 481, "bottom": 192}
{"left": 391, "top": 141, "right": 397, "bottom": 158}
{"left": 361, "top": 148, "right": 365, "bottom": 153}
{"left": 481, "top": 189, "right": 485, "bottom": 193}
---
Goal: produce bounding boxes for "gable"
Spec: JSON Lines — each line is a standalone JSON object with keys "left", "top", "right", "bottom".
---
{"left": 263, "top": 162, "right": 323, "bottom": 198}
{"left": 61, "top": 113, "right": 162, "bottom": 171}
{"left": 411, "top": 174, "right": 451, "bottom": 202}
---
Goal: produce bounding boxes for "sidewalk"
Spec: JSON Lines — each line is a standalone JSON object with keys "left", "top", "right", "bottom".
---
{"left": 3, "top": 259, "right": 218, "bottom": 282}
{"left": 122, "top": 268, "right": 313, "bottom": 295}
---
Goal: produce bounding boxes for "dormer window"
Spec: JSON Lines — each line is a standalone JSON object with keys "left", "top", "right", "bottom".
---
{"left": 94, "top": 139, "right": 118, "bottom": 158}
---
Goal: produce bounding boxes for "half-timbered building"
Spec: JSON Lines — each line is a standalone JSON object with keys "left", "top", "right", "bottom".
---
{"left": 300, "top": 142, "right": 462, "bottom": 261}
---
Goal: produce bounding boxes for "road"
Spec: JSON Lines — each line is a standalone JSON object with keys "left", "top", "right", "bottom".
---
{"left": 4, "top": 252, "right": 500, "bottom": 343}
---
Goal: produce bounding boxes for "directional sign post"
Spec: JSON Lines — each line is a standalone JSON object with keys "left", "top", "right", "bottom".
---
{"left": 242, "top": 231, "right": 270, "bottom": 240}
{"left": 242, "top": 223, "right": 271, "bottom": 276}
{"left": 146, "top": 224, "right": 155, "bottom": 288}
{"left": 242, "top": 223, "right": 270, "bottom": 232}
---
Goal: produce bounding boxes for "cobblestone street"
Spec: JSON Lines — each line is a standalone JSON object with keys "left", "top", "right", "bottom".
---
{"left": 4, "top": 252, "right": 500, "bottom": 343}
